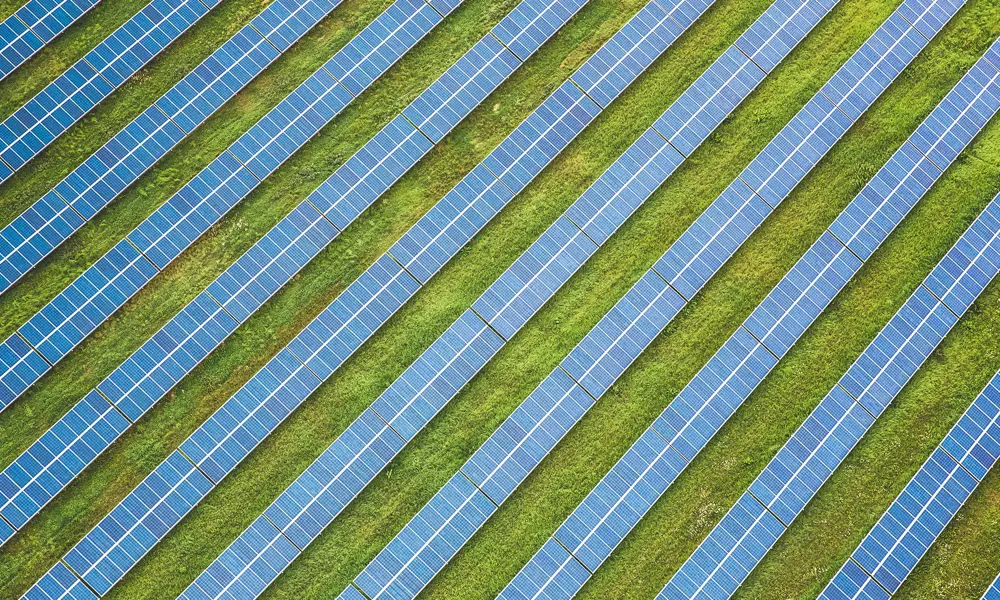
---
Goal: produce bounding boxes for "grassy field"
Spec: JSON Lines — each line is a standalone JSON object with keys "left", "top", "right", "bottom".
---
{"left": 1, "top": 0, "right": 1000, "bottom": 599}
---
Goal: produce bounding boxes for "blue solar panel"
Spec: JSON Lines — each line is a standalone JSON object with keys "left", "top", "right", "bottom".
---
{"left": 983, "top": 573, "right": 1000, "bottom": 600}
{"left": 502, "top": 537, "right": 591, "bottom": 600}
{"left": 657, "top": 493, "right": 784, "bottom": 600}
{"left": 821, "top": 559, "right": 891, "bottom": 600}
{"left": 492, "top": 0, "right": 588, "bottom": 61}
{"left": 0, "top": 333, "right": 49, "bottom": 411}
{"left": 941, "top": 374, "right": 1000, "bottom": 480}
{"left": 924, "top": 199, "right": 1000, "bottom": 316}
{"left": 898, "top": 0, "right": 965, "bottom": 40}
{"left": 554, "top": 426, "right": 686, "bottom": 573}
{"left": 560, "top": 270, "right": 686, "bottom": 398}
{"left": 653, "top": 45, "right": 767, "bottom": 157}
{"left": 743, "top": 231, "right": 862, "bottom": 358}
{"left": 0, "top": 0, "right": 95, "bottom": 82}
{"left": 472, "top": 215, "right": 598, "bottom": 340}
{"left": 651, "top": 326, "right": 778, "bottom": 461}
{"left": 733, "top": 0, "right": 837, "bottom": 74}
{"left": 22, "top": 561, "right": 98, "bottom": 600}
{"left": 571, "top": 0, "right": 684, "bottom": 108}
{"left": 372, "top": 309, "right": 504, "bottom": 440}
{"left": 749, "top": 385, "right": 874, "bottom": 524}
{"left": 350, "top": 471, "right": 496, "bottom": 599}
{"left": 0, "top": 0, "right": 211, "bottom": 174}
{"left": 566, "top": 128, "right": 684, "bottom": 245}
{"left": 58, "top": 450, "right": 212, "bottom": 595}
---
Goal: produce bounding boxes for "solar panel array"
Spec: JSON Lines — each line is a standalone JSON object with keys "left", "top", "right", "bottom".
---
{"left": 0, "top": 0, "right": 219, "bottom": 182}
{"left": 0, "top": 0, "right": 364, "bottom": 296}
{"left": 984, "top": 574, "right": 1000, "bottom": 600}
{"left": 499, "top": 2, "right": 979, "bottom": 597}
{"left": 819, "top": 370, "right": 1000, "bottom": 600}
{"left": 329, "top": 1, "right": 866, "bottom": 598}
{"left": 0, "top": 0, "right": 100, "bottom": 81}
{"left": 18, "top": 0, "right": 627, "bottom": 593}
{"left": 0, "top": 0, "right": 463, "bottom": 415}
{"left": 0, "top": 0, "right": 467, "bottom": 550}
{"left": 656, "top": 45, "right": 1000, "bottom": 600}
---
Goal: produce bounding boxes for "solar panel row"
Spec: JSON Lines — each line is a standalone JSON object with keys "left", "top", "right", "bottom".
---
{"left": 177, "top": 1, "right": 731, "bottom": 597}
{"left": 0, "top": 0, "right": 466, "bottom": 551}
{"left": 332, "top": 1, "right": 861, "bottom": 598}
{"left": 657, "top": 41, "right": 1000, "bottom": 600}
{"left": 0, "top": 0, "right": 219, "bottom": 181}
{"left": 0, "top": 0, "right": 459, "bottom": 415}
{"left": 0, "top": 0, "right": 582, "bottom": 557}
{"left": 499, "top": 2, "right": 976, "bottom": 598}
{"left": 984, "top": 573, "right": 1000, "bottom": 600}
{"left": 0, "top": 0, "right": 100, "bottom": 81}
{"left": 18, "top": 0, "right": 612, "bottom": 594}
{"left": 819, "top": 371, "right": 1000, "bottom": 600}
{"left": 0, "top": 0, "right": 361, "bottom": 297}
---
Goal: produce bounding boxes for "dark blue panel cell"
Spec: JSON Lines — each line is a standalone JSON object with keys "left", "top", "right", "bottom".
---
{"left": 897, "top": 0, "right": 965, "bottom": 41}
{"left": 498, "top": 537, "right": 590, "bottom": 600}
{"left": 462, "top": 367, "right": 594, "bottom": 504}
{"left": 561, "top": 270, "right": 686, "bottom": 398}
{"left": 818, "top": 559, "right": 890, "bottom": 600}
{"left": 733, "top": 0, "right": 837, "bottom": 74}
{"left": 472, "top": 215, "right": 597, "bottom": 340}
{"left": 942, "top": 374, "right": 1000, "bottom": 480}
{"left": 22, "top": 561, "right": 97, "bottom": 600}
{"left": 351, "top": 471, "right": 496, "bottom": 599}
{"left": 923, "top": 199, "right": 1000, "bottom": 316}
{"left": 372, "top": 309, "right": 503, "bottom": 442}
{"left": 0, "top": 332, "right": 50, "bottom": 412}
{"left": 491, "top": 0, "right": 587, "bottom": 62}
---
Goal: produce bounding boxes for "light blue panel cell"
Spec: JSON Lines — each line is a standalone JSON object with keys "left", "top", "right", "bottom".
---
{"left": 656, "top": 493, "right": 784, "bottom": 600}
{"left": 19, "top": 0, "right": 99, "bottom": 43}
{"left": 389, "top": 163, "right": 514, "bottom": 284}
{"left": 404, "top": 34, "right": 521, "bottom": 143}
{"left": 653, "top": 45, "right": 766, "bottom": 157}
{"left": 851, "top": 447, "right": 976, "bottom": 593}
{"left": 0, "top": 389, "right": 129, "bottom": 530}
{"left": 566, "top": 128, "right": 683, "bottom": 245}
{"left": 263, "top": 408, "right": 406, "bottom": 550}
{"left": 337, "top": 585, "right": 368, "bottom": 600}
{"left": 0, "top": 332, "right": 50, "bottom": 411}
{"left": 0, "top": 190, "right": 86, "bottom": 294}
{"left": 287, "top": 254, "right": 421, "bottom": 381}
{"left": 571, "top": 0, "right": 684, "bottom": 108}
{"left": 829, "top": 141, "right": 940, "bottom": 262}
{"left": 97, "top": 291, "right": 239, "bottom": 421}
{"left": 483, "top": 79, "right": 601, "bottom": 196}
{"left": 178, "top": 515, "right": 299, "bottom": 600}
{"left": 560, "top": 269, "right": 686, "bottom": 398}
{"left": 472, "top": 215, "right": 597, "bottom": 340}
{"left": 373, "top": 309, "right": 504, "bottom": 441}
{"left": 748, "top": 385, "right": 875, "bottom": 525}
{"left": 491, "top": 0, "right": 588, "bottom": 61}
{"left": 22, "top": 561, "right": 98, "bottom": 600}
{"left": 733, "top": 0, "right": 837, "bottom": 74}
{"left": 128, "top": 151, "right": 258, "bottom": 269}
{"left": 63, "top": 450, "right": 213, "bottom": 594}
{"left": 984, "top": 574, "right": 1000, "bottom": 600}
{"left": 251, "top": 0, "right": 334, "bottom": 53}
{"left": 0, "top": 13, "right": 44, "bottom": 81}
{"left": 743, "top": 231, "right": 862, "bottom": 358}
{"left": 909, "top": 47, "right": 1000, "bottom": 171}
{"left": 839, "top": 285, "right": 958, "bottom": 417}
{"left": 351, "top": 471, "right": 496, "bottom": 599}
{"left": 17, "top": 238, "right": 159, "bottom": 364}
{"left": 462, "top": 367, "right": 594, "bottom": 505}
{"left": 740, "top": 93, "right": 853, "bottom": 207}
{"left": 323, "top": 0, "right": 441, "bottom": 96}
{"left": 819, "top": 559, "right": 890, "bottom": 600}
{"left": 942, "top": 373, "right": 1000, "bottom": 480}
{"left": 819, "top": 11, "right": 926, "bottom": 121}
{"left": 652, "top": 326, "right": 777, "bottom": 460}
{"left": 310, "top": 115, "right": 434, "bottom": 231}
{"left": 897, "top": 0, "right": 965, "bottom": 40}
{"left": 924, "top": 199, "right": 1000, "bottom": 316}
{"left": 499, "top": 536, "right": 590, "bottom": 600}
{"left": 653, "top": 178, "right": 771, "bottom": 301}
{"left": 552, "top": 426, "right": 686, "bottom": 572}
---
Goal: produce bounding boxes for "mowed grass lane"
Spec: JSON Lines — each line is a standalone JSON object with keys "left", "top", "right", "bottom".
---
{"left": 0, "top": 0, "right": 664, "bottom": 596}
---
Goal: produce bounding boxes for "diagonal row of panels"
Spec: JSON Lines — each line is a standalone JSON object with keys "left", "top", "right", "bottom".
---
{"left": 331, "top": 0, "right": 871, "bottom": 598}
{"left": 0, "top": 0, "right": 100, "bottom": 82}
{"left": 0, "top": 0, "right": 445, "bottom": 411}
{"left": 0, "top": 0, "right": 468, "bottom": 548}
{"left": 16, "top": 0, "right": 613, "bottom": 595}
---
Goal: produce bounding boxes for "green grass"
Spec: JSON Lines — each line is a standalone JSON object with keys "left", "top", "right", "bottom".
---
{"left": 3, "top": 0, "right": 1000, "bottom": 599}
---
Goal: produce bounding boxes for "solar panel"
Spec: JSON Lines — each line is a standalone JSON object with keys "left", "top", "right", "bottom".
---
{"left": 819, "top": 371, "right": 1000, "bottom": 600}
{"left": 983, "top": 573, "right": 1000, "bottom": 600}
{"left": 0, "top": 0, "right": 464, "bottom": 554}
{"left": 0, "top": 0, "right": 99, "bottom": 81}
{"left": 0, "top": 0, "right": 215, "bottom": 178}
{"left": 501, "top": 5, "right": 983, "bottom": 598}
